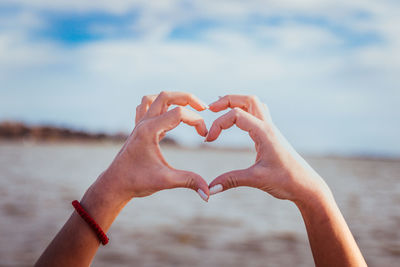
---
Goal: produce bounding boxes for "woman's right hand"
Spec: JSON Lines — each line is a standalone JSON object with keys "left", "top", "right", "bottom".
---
{"left": 95, "top": 91, "right": 211, "bottom": 203}
{"left": 206, "top": 95, "right": 332, "bottom": 205}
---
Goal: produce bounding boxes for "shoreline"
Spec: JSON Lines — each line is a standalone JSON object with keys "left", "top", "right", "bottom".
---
{"left": 0, "top": 139, "right": 399, "bottom": 162}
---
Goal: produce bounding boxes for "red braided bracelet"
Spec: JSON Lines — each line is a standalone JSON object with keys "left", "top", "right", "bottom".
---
{"left": 72, "top": 200, "right": 109, "bottom": 245}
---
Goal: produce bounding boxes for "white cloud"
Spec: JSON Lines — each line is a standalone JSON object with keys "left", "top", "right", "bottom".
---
{"left": 0, "top": 0, "right": 399, "bottom": 155}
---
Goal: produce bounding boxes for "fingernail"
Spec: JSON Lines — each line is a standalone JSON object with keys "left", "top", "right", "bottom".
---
{"left": 209, "top": 184, "right": 223, "bottom": 195}
{"left": 197, "top": 189, "right": 208, "bottom": 202}
{"left": 199, "top": 100, "right": 209, "bottom": 109}
{"left": 204, "top": 132, "right": 209, "bottom": 142}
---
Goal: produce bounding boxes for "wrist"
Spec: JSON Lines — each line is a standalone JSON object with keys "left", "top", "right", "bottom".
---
{"left": 288, "top": 170, "right": 333, "bottom": 206}
{"left": 91, "top": 168, "right": 133, "bottom": 204}
{"left": 78, "top": 174, "right": 130, "bottom": 233}
{"left": 82, "top": 177, "right": 129, "bottom": 216}
{"left": 293, "top": 181, "right": 336, "bottom": 215}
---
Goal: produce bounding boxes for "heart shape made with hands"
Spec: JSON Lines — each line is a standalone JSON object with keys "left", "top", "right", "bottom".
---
{"left": 132, "top": 92, "right": 272, "bottom": 202}
{"left": 204, "top": 95, "right": 271, "bottom": 197}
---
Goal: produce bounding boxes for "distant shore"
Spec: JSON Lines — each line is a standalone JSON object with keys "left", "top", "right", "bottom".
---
{"left": 0, "top": 121, "right": 178, "bottom": 145}
{"left": 1, "top": 121, "right": 398, "bottom": 161}
{"left": 0, "top": 121, "right": 251, "bottom": 151}
{"left": 0, "top": 121, "right": 126, "bottom": 141}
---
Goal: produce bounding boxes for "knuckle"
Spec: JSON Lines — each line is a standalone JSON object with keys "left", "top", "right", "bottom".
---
{"left": 248, "top": 95, "right": 259, "bottom": 103}
{"left": 185, "top": 176, "right": 196, "bottom": 189}
{"left": 226, "top": 174, "right": 239, "bottom": 189}
{"left": 141, "top": 95, "right": 151, "bottom": 104}
{"left": 136, "top": 121, "right": 153, "bottom": 136}
{"left": 159, "top": 90, "right": 169, "bottom": 98}
{"left": 214, "top": 116, "right": 225, "bottom": 126}
{"left": 173, "top": 106, "right": 184, "bottom": 116}
{"left": 232, "top": 107, "right": 243, "bottom": 116}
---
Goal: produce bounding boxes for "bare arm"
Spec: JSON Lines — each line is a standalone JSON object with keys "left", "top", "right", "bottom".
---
{"left": 206, "top": 95, "right": 366, "bottom": 267}
{"left": 296, "top": 191, "right": 365, "bottom": 267}
{"left": 35, "top": 91, "right": 210, "bottom": 267}
{"left": 34, "top": 174, "right": 129, "bottom": 267}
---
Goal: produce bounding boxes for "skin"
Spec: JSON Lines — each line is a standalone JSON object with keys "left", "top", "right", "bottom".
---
{"left": 35, "top": 92, "right": 367, "bottom": 267}
{"left": 35, "top": 91, "right": 210, "bottom": 267}
{"left": 206, "top": 94, "right": 367, "bottom": 267}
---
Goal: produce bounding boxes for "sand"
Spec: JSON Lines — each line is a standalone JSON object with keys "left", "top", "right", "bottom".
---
{"left": 0, "top": 142, "right": 399, "bottom": 266}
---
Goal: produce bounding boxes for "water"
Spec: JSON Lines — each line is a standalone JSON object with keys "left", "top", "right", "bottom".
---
{"left": 0, "top": 142, "right": 399, "bottom": 266}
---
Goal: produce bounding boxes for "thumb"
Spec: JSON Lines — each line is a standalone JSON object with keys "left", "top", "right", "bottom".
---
{"left": 208, "top": 168, "right": 251, "bottom": 196}
{"left": 172, "top": 170, "right": 210, "bottom": 202}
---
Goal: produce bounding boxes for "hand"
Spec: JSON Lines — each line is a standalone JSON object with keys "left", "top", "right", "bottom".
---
{"left": 99, "top": 91, "right": 210, "bottom": 202}
{"left": 36, "top": 93, "right": 366, "bottom": 267}
{"left": 206, "top": 95, "right": 332, "bottom": 204}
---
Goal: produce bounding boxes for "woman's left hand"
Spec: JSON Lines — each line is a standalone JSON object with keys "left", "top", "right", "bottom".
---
{"left": 98, "top": 91, "right": 210, "bottom": 202}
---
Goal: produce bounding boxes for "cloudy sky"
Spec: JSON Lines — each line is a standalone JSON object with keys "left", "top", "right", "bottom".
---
{"left": 0, "top": 0, "right": 399, "bottom": 156}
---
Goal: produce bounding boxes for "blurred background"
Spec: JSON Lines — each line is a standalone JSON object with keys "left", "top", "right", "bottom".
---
{"left": 0, "top": 0, "right": 399, "bottom": 266}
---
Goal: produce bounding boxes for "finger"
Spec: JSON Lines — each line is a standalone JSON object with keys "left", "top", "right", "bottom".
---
{"left": 169, "top": 170, "right": 210, "bottom": 202}
{"left": 146, "top": 91, "right": 208, "bottom": 118}
{"left": 209, "top": 95, "right": 266, "bottom": 121}
{"left": 151, "top": 106, "right": 208, "bottom": 137}
{"left": 208, "top": 168, "right": 252, "bottom": 195}
{"left": 205, "top": 107, "right": 264, "bottom": 142}
{"left": 135, "top": 94, "right": 157, "bottom": 124}
{"left": 208, "top": 95, "right": 248, "bottom": 111}
{"left": 262, "top": 102, "right": 273, "bottom": 123}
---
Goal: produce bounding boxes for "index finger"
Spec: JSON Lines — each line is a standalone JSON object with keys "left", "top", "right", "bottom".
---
{"left": 205, "top": 108, "right": 268, "bottom": 144}
{"left": 146, "top": 91, "right": 208, "bottom": 118}
{"left": 135, "top": 94, "right": 157, "bottom": 124}
{"left": 208, "top": 95, "right": 266, "bottom": 121}
{"left": 150, "top": 106, "right": 208, "bottom": 137}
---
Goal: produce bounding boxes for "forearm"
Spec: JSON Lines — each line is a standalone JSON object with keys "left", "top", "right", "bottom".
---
{"left": 35, "top": 91, "right": 210, "bottom": 266}
{"left": 35, "top": 172, "right": 129, "bottom": 267}
{"left": 295, "top": 189, "right": 366, "bottom": 267}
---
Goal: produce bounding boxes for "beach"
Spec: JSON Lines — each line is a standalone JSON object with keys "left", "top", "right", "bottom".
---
{"left": 0, "top": 142, "right": 399, "bottom": 266}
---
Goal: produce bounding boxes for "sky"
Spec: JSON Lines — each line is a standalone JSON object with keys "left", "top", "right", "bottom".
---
{"left": 0, "top": 0, "right": 399, "bottom": 156}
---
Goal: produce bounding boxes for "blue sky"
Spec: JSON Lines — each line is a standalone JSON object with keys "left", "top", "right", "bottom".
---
{"left": 0, "top": 0, "right": 399, "bottom": 156}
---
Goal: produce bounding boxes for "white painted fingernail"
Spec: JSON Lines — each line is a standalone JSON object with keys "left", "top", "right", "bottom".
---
{"left": 209, "top": 184, "right": 223, "bottom": 195}
{"left": 197, "top": 189, "right": 208, "bottom": 202}
{"left": 204, "top": 132, "right": 210, "bottom": 142}
{"left": 201, "top": 101, "right": 210, "bottom": 109}
{"left": 199, "top": 100, "right": 209, "bottom": 109}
